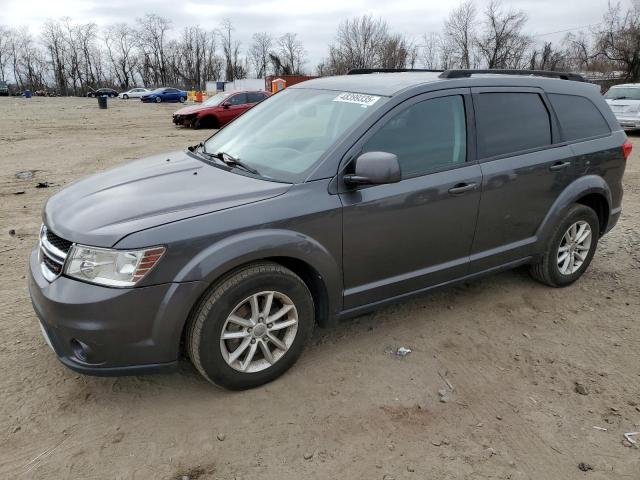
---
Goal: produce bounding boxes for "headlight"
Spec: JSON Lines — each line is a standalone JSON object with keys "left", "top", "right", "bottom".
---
{"left": 64, "top": 245, "right": 165, "bottom": 287}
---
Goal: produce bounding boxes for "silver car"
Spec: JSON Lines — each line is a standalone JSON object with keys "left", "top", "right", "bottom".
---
{"left": 118, "top": 87, "right": 151, "bottom": 99}
{"left": 605, "top": 83, "right": 640, "bottom": 130}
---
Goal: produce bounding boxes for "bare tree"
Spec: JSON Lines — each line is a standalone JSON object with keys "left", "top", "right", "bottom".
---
{"left": 137, "top": 14, "right": 172, "bottom": 85}
{"left": 595, "top": 1, "right": 640, "bottom": 81}
{"left": 105, "top": 23, "right": 138, "bottom": 88}
{"left": 476, "top": 0, "right": 531, "bottom": 69}
{"left": 277, "top": 32, "right": 306, "bottom": 74}
{"left": 443, "top": 0, "right": 476, "bottom": 68}
{"left": 41, "top": 19, "right": 68, "bottom": 94}
{"left": 528, "top": 41, "right": 569, "bottom": 71}
{"left": 249, "top": 32, "right": 273, "bottom": 78}
{"left": 219, "top": 18, "right": 245, "bottom": 81}
{"left": 420, "top": 32, "right": 441, "bottom": 69}
{"left": 330, "top": 15, "right": 389, "bottom": 73}
{"left": 0, "top": 25, "right": 12, "bottom": 82}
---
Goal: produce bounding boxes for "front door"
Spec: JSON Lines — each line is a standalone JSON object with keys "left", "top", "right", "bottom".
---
{"left": 340, "top": 90, "right": 482, "bottom": 309}
{"left": 219, "top": 93, "right": 249, "bottom": 125}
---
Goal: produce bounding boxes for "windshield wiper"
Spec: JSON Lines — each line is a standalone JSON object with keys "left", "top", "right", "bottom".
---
{"left": 188, "top": 143, "right": 260, "bottom": 175}
{"left": 212, "top": 151, "right": 260, "bottom": 175}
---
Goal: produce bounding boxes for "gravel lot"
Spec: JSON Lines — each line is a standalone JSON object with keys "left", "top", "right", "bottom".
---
{"left": 1, "top": 97, "right": 639, "bottom": 479}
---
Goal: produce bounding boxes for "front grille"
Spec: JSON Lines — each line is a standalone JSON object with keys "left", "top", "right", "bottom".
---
{"left": 39, "top": 225, "right": 71, "bottom": 282}
{"left": 46, "top": 229, "right": 72, "bottom": 253}
{"left": 42, "top": 252, "right": 63, "bottom": 274}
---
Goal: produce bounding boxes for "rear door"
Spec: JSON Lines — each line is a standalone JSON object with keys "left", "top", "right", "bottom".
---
{"left": 469, "top": 87, "right": 575, "bottom": 272}
{"left": 166, "top": 88, "right": 179, "bottom": 101}
{"left": 340, "top": 89, "right": 482, "bottom": 309}
{"left": 247, "top": 92, "right": 267, "bottom": 105}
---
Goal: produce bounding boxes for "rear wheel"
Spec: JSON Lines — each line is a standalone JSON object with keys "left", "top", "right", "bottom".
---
{"left": 179, "top": 96, "right": 186, "bottom": 103}
{"left": 187, "top": 262, "right": 315, "bottom": 390}
{"left": 530, "top": 204, "right": 599, "bottom": 287}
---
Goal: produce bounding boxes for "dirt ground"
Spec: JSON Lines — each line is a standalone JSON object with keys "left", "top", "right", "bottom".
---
{"left": 0, "top": 97, "right": 638, "bottom": 480}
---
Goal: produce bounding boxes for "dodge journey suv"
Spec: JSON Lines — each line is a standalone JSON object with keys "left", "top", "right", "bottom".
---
{"left": 29, "top": 69, "right": 629, "bottom": 390}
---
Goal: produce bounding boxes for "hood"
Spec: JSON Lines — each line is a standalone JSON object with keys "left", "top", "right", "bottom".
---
{"left": 44, "top": 150, "right": 291, "bottom": 247}
{"left": 174, "top": 105, "right": 210, "bottom": 115}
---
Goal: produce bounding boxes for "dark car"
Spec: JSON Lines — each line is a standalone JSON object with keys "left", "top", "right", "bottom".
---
{"left": 30, "top": 69, "right": 628, "bottom": 390}
{"left": 141, "top": 87, "right": 187, "bottom": 103}
{"left": 173, "top": 90, "right": 271, "bottom": 129}
{"left": 87, "top": 88, "right": 118, "bottom": 98}
{"left": 0, "top": 81, "right": 9, "bottom": 96}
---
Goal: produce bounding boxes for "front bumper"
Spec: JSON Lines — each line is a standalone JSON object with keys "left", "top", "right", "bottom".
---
{"left": 172, "top": 115, "right": 195, "bottom": 127}
{"left": 28, "top": 248, "right": 204, "bottom": 376}
{"left": 614, "top": 115, "right": 640, "bottom": 130}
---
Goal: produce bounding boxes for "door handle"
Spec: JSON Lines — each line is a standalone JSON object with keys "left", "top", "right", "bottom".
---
{"left": 448, "top": 182, "right": 477, "bottom": 195}
{"left": 549, "top": 161, "right": 571, "bottom": 171}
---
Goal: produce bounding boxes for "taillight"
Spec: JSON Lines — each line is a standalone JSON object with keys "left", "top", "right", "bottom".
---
{"left": 623, "top": 139, "right": 632, "bottom": 160}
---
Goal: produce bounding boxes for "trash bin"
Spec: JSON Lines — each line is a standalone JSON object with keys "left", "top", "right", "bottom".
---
{"left": 98, "top": 95, "right": 107, "bottom": 109}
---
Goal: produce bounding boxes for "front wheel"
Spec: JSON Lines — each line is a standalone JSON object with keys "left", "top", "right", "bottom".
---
{"left": 122, "top": 94, "right": 129, "bottom": 99}
{"left": 187, "top": 262, "right": 315, "bottom": 390}
{"left": 530, "top": 204, "right": 599, "bottom": 287}
{"left": 155, "top": 96, "right": 162, "bottom": 103}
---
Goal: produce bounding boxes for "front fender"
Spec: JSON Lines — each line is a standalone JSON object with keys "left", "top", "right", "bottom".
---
{"left": 174, "top": 228, "right": 342, "bottom": 319}
{"left": 536, "top": 175, "right": 611, "bottom": 251}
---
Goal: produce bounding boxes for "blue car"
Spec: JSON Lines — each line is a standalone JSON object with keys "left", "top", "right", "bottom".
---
{"left": 141, "top": 87, "right": 187, "bottom": 103}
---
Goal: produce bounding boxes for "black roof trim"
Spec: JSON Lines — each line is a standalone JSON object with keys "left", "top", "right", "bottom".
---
{"left": 439, "top": 69, "right": 587, "bottom": 82}
{"left": 347, "top": 68, "right": 444, "bottom": 75}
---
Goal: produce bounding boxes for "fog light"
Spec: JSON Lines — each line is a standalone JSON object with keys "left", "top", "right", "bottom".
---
{"left": 70, "top": 339, "right": 89, "bottom": 362}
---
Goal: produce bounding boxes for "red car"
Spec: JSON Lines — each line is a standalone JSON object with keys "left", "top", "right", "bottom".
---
{"left": 172, "top": 90, "right": 271, "bottom": 129}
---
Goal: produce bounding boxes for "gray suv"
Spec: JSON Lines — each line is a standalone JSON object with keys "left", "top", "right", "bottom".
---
{"left": 29, "top": 69, "right": 629, "bottom": 389}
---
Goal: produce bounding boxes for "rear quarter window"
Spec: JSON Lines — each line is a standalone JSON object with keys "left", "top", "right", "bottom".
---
{"left": 548, "top": 93, "right": 610, "bottom": 141}
{"left": 475, "top": 92, "right": 551, "bottom": 159}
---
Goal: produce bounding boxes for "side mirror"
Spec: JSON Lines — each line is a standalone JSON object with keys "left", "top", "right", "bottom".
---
{"left": 222, "top": 102, "right": 230, "bottom": 109}
{"left": 344, "top": 151, "right": 401, "bottom": 186}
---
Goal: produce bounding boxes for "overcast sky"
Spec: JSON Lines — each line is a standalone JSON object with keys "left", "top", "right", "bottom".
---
{"left": 0, "top": 0, "right": 632, "bottom": 69}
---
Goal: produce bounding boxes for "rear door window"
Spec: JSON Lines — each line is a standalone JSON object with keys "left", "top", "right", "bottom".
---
{"left": 247, "top": 92, "right": 266, "bottom": 103}
{"left": 548, "top": 93, "right": 610, "bottom": 141}
{"left": 475, "top": 92, "right": 551, "bottom": 158}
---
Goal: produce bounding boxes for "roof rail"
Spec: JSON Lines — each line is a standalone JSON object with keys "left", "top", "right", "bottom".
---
{"left": 347, "top": 68, "right": 443, "bottom": 75}
{"left": 439, "top": 69, "right": 586, "bottom": 82}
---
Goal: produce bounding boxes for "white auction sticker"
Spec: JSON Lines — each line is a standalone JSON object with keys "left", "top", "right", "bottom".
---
{"left": 333, "top": 92, "right": 380, "bottom": 107}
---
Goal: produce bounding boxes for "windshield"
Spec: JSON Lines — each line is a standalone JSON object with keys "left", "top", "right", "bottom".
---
{"left": 605, "top": 87, "right": 640, "bottom": 100}
{"left": 203, "top": 88, "right": 386, "bottom": 182}
{"left": 152, "top": 88, "right": 165, "bottom": 93}
{"left": 203, "top": 92, "right": 230, "bottom": 106}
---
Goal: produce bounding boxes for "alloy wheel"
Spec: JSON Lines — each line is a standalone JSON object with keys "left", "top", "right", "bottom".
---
{"left": 557, "top": 220, "right": 592, "bottom": 275}
{"left": 220, "top": 291, "right": 299, "bottom": 373}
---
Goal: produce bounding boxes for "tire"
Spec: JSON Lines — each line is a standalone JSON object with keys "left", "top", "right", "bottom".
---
{"left": 187, "top": 262, "right": 315, "bottom": 390}
{"left": 179, "top": 96, "right": 186, "bottom": 103}
{"left": 530, "top": 204, "right": 599, "bottom": 287}
{"left": 155, "top": 96, "right": 162, "bottom": 103}
{"left": 123, "top": 94, "right": 129, "bottom": 99}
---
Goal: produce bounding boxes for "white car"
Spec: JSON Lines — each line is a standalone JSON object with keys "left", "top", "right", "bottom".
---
{"left": 118, "top": 88, "right": 151, "bottom": 99}
{"left": 605, "top": 83, "right": 640, "bottom": 130}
